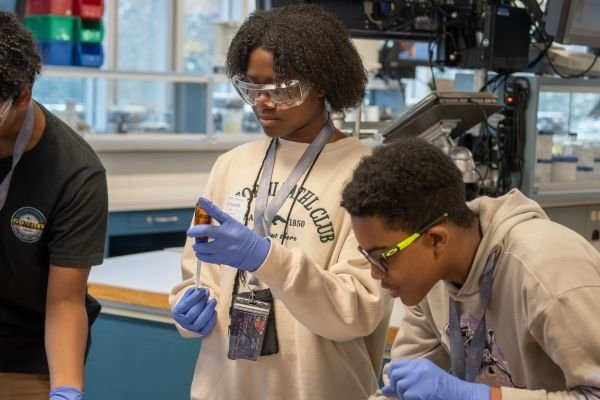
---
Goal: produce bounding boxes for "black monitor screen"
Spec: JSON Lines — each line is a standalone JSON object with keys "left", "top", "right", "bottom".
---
{"left": 545, "top": 0, "right": 600, "bottom": 47}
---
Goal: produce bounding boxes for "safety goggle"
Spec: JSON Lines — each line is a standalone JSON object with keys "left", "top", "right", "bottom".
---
{"left": 357, "top": 213, "right": 449, "bottom": 273}
{"left": 231, "top": 77, "right": 311, "bottom": 109}
{"left": 0, "top": 99, "right": 13, "bottom": 127}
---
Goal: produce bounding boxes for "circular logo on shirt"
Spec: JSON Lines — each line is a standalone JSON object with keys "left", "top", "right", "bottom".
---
{"left": 11, "top": 207, "right": 46, "bottom": 243}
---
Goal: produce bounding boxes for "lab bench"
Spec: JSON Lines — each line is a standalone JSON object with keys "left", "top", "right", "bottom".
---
{"left": 85, "top": 249, "right": 402, "bottom": 399}
{"left": 85, "top": 250, "right": 200, "bottom": 400}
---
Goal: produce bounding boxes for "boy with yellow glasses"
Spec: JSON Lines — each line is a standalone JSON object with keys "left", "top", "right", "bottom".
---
{"left": 342, "top": 137, "right": 600, "bottom": 400}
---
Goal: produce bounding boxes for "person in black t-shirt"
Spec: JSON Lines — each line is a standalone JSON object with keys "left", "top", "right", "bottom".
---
{"left": 0, "top": 12, "right": 108, "bottom": 400}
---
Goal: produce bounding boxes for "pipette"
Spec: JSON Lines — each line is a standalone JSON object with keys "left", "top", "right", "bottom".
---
{"left": 193, "top": 201, "right": 211, "bottom": 288}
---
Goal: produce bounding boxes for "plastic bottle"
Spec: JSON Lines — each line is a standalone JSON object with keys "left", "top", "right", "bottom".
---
{"left": 64, "top": 101, "right": 79, "bottom": 133}
{"left": 561, "top": 132, "right": 582, "bottom": 157}
{"left": 535, "top": 159, "right": 552, "bottom": 183}
{"left": 551, "top": 155, "right": 578, "bottom": 182}
{"left": 578, "top": 139, "right": 596, "bottom": 169}
{"left": 536, "top": 130, "right": 554, "bottom": 160}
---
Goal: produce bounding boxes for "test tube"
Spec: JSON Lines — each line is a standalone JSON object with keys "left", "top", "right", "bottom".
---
{"left": 194, "top": 201, "right": 212, "bottom": 288}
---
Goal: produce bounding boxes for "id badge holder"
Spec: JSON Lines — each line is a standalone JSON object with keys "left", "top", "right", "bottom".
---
{"left": 227, "top": 294, "right": 271, "bottom": 361}
{"left": 238, "top": 288, "right": 279, "bottom": 356}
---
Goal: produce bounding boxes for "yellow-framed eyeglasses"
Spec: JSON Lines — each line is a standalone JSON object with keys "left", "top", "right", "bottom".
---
{"left": 357, "top": 213, "right": 449, "bottom": 273}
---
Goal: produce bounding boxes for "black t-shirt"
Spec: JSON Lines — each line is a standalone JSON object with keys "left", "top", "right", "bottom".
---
{"left": 0, "top": 103, "right": 108, "bottom": 373}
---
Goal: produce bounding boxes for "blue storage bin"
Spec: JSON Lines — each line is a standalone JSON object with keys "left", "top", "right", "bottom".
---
{"left": 74, "top": 43, "right": 104, "bottom": 67}
{"left": 37, "top": 41, "right": 75, "bottom": 65}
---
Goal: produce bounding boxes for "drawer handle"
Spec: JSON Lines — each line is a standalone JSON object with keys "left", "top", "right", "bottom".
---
{"left": 146, "top": 216, "right": 180, "bottom": 224}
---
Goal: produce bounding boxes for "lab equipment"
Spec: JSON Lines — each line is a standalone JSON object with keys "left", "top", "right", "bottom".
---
{"left": 193, "top": 201, "right": 212, "bottom": 288}
{"left": 171, "top": 287, "right": 217, "bottom": 335}
{"left": 382, "top": 91, "right": 503, "bottom": 185}
{"left": 187, "top": 197, "right": 270, "bottom": 272}
{"left": 381, "top": 358, "right": 490, "bottom": 400}
{"left": 49, "top": 386, "right": 84, "bottom": 400}
{"left": 522, "top": 76, "right": 600, "bottom": 204}
{"left": 258, "top": 1, "right": 533, "bottom": 72}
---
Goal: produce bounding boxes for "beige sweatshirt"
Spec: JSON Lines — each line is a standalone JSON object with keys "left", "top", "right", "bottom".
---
{"left": 375, "top": 189, "right": 600, "bottom": 400}
{"left": 170, "top": 136, "right": 392, "bottom": 400}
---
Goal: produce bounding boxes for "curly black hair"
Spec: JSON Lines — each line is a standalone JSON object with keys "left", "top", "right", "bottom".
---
{"left": 0, "top": 11, "right": 41, "bottom": 102}
{"left": 226, "top": 4, "right": 367, "bottom": 112}
{"left": 341, "top": 138, "right": 475, "bottom": 231}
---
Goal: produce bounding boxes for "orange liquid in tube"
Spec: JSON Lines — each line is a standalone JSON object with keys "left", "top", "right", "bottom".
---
{"left": 194, "top": 202, "right": 212, "bottom": 242}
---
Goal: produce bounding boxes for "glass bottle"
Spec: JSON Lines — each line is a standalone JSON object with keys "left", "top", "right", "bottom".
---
{"left": 194, "top": 202, "right": 212, "bottom": 243}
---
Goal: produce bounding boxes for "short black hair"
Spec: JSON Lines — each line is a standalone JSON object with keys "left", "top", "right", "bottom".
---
{"left": 226, "top": 4, "right": 367, "bottom": 112}
{"left": 0, "top": 11, "right": 41, "bottom": 102}
{"left": 341, "top": 138, "right": 475, "bottom": 232}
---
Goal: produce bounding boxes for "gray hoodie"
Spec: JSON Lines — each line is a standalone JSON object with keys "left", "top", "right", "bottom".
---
{"left": 375, "top": 189, "right": 600, "bottom": 399}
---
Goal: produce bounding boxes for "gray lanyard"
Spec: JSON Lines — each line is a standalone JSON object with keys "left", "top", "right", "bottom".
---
{"left": 448, "top": 250, "right": 496, "bottom": 382}
{"left": 0, "top": 102, "right": 35, "bottom": 211}
{"left": 254, "top": 119, "right": 334, "bottom": 237}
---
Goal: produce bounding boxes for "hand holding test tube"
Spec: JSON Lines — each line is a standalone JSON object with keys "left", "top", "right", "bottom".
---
{"left": 193, "top": 200, "right": 212, "bottom": 288}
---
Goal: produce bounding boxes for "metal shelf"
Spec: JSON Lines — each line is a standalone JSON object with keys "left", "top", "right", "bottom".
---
{"left": 41, "top": 66, "right": 229, "bottom": 84}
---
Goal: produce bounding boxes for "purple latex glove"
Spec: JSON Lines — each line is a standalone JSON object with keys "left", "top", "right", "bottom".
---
{"left": 187, "top": 197, "right": 270, "bottom": 272}
{"left": 381, "top": 358, "right": 490, "bottom": 400}
{"left": 171, "top": 287, "right": 217, "bottom": 335}
{"left": 49, "top": 386, "right": 84, "bottom": 400}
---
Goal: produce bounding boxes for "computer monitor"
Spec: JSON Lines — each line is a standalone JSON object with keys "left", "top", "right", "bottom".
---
{"left": 381, "top": 91, "right": 503, "bottom": 142}
{"left": 0, "top": 0, "right": 26, "bottom": 19}
{"left": 545, "top": 0, "right": 600, "bottom": 47}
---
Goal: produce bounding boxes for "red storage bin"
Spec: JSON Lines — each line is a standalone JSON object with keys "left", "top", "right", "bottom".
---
{"left": 27, "top": 0, "right": 73, "bottom": 16}
{"left": 73, "top": 0, "right": 104, "bottom": 20}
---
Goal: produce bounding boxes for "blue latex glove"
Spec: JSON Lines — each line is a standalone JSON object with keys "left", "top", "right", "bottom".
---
{"left": 172, "top": 287, "right": 217, "bottom": 335}
{"left": 187, "top": 197, "right": 270, "bottom": 272}
{"left": 49, "top": 386, "right": 84, "bottom": 400}
{"left": 381, "top": 358, "right": 490, "bottom": 400}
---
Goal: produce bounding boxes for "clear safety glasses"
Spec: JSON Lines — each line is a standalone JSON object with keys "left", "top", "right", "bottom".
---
{"left": 0, "top": 99, "right": 13, "bottom": 127}
{"left": 231, "top": 77, "right": 311, "bottom": 109}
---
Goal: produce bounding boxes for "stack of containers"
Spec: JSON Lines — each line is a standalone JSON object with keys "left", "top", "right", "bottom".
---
{"left": 535, "top": 130, "right": 554, "bottom": 184}
{"left": 560, "top": 132, "right": 596, "bottom": 182}
{"left": 24, "top": 0, "right": 104, "bottom": 67}
{"left": 24, "top": 0, "right": 77, "bottom": 66}
{"left": 73, "top": 0, "right": 105, "bottom": 67}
